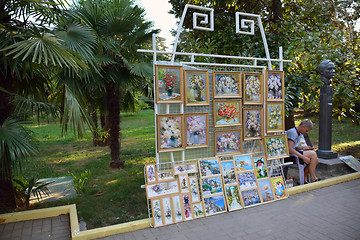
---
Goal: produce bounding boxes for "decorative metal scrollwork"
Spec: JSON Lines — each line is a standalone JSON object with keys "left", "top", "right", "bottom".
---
{"left": 192, "top": 8, "right": 214, "bottom": 31}
{"left": 235, "top": 12, "right": 255, "bottom": 35}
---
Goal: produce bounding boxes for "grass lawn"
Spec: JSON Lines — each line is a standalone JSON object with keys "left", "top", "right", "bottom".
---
{"left": 19, "top": 109, "right": 359, "bottom": 229}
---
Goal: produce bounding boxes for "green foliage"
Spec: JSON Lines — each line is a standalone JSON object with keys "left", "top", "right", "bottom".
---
{"left": 69, "top": 169, "right": 91, "bottom": 193}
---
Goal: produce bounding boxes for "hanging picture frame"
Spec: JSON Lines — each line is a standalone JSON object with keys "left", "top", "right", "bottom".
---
{"left": 157, "top": 114, "right": 184, "bottom": 153}
{"left": 253, "top": 156, "right": 268, "bottom": 179}
{"left": 198, "top": 158, "right": 221, "bottom": 178}
{"left": 224, "top": 184, "right": 243, "bottom": 211}
{"left": 213, "top": 99, "right": 242, "bottom": 128}
{"left": 233, "top": 154, "right": 254, "bottom": 172}
{"left": 145, "top": 163, "right": 157, "bottom": 183}
{"left": 220, "top": 160, "right": 237, "bottom": 185}
{"left": 185, "top": 113, "right": 209, "bottom": 149}
{"left": 184, "top": 70, "right": 210, "bottom": 106}
{"left": 203, "top": 194, "right": 227, "bottom": 216}
{"left": 151, "top": 198, "right": 164, "bottom": 227}
{"left": 264, "top": 134, "right": 289, "bottom": 160}
{"left": 213, "top": 72, "right": 242, "bottom": 98}
{"left": 243, "top": 108, "right": 263, "bottom": 140}
{"left": 214, "top": 130, "right": 242, "bottom": 157}
{"left": 265, "top": 70, "right": 284, "bottom": 101}
{"left": 258, "top": 179, "right": 275, "bottom": 203}
{"left": 266, "top": 102, "right": 285, "bottom": 133}
{"left": 243, "top": 72, "right": 263, "bottom": 105}
{"left": 155, "top": 65, "right": 183, "bottom": 103}
{"left": 271, "top": 176, "right": 287, "bottom": 199}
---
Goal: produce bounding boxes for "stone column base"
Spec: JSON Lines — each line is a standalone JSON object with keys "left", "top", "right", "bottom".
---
{"left": 316, "top": 149, "right": 338, "bottom": 159}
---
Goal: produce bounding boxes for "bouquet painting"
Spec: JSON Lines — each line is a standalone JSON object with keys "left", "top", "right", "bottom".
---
{"left": 213, "top": 72, "right": 241, "bottom": 98}
{"left": 244, "top": 73, "right": 262, "bottom": 104}
{"left": 156, "top": 65, "right": 183, "bottom": 103}
{"left": 244, "top": 109, "right": 262, "bottom": 139}
{"left": 265, "top": 135, "right": 289, "bottom": 160}
{"left": 215, "top": 130, "right": 241, "bottom": 156}
{"left": 185, "top": 71, "right": 209, "bottom": 105}
{"left": 266, "top": 70, "right": 284, "bottom": 100}
{"left": 267, "top": 103, "right": 284, "bottom": 132}
{"left": 158, "top": 115, "right": 183, "bottom": 152}
{"left": 214, "top": 100, "right": 241, "bottom": 127}
{"left": 186, "top": 114, "right": 208, "bottom": 148}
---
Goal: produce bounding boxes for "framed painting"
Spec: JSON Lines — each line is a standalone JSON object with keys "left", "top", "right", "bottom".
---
{"left": 271, "top": 176, "right": 286, "bottom": 199}
{"left": 157, "top": 114, "right": 184, "bottom": 153}
{"left": 243, "top": 108, "right": 263, "bottom": 140}
{"left": 241, "top": 188, "right": 261, "bottom": 207}
{"left": 213, "top": 100, "right": 242, "bottom": 127}
{"left": 151, "top": 198, "right": 163, "bottom": 227}
{"left": 162, "top": 197, "right": 174, "bottom": 225}
{"left": 173, "top": 163, "right": 198, "bottom": 175}
{"left": 224, "top": 184, "right": 243, "bottom": 211}
{"left": 266, "top": 70, "right": 284, "bottom": 101}
{"left": 237, "top": 172, "right": 257, "bottom": 190}
{"left": 171, "top": 195, "right": 184, "bottom": 222}
{"left": 181, "top": 193, "right": 193, "bottom": 221}
{"left": 214, "top": 130, "right": 242, "bottom": 157}
{"left": 266, "top": 102, "right": 285, "bottom": 133}
{"left": 258, "top": 179, "right": 275, "bottom": 202}
{"left": 201, "top": 176, "right": 223, "bottom": 196}
{"left": 243, "top": 72, "right": 263, "bottom": 105}
{"left": 198, "top": 158, "right": 221, "bottom": 178}
{"left": 146, "top": 179, "right": 180, "bottom": 199}
{"left": 189, "top": 176, "right": 200, "bottom": 203}
{"left": 184, "top": 70, "right": 210, "bottom": 106}
{"left": 264, "top": 134, "right": 289, "bottom": 160}
{"left": 213, "top": 72, "right": 241, "bottom": 98}
{"left": 233, "top": 154, "right": 254, "bottom": 172}
{"left": 179, "top": 174, "right": 189, "bottom": 193}
{"left": 155, "top": 65, "right": 183, "bottom": 103}
{"left": 242, "top": 138, "right": 265, "bottom": 155}
{"left": 220, "top": 160, "right": 237, "bottom": 185}
{"left": 253, "top": 156, "right": 268, "bottom": 179}
{"left": 203, "top": 194, "right": 226, "bottom": 216}
{"left": 185, "top": 113, "right": 209, "bottom": 149}
{"left": 145, "top": 163, "right": 157, "bottom": 183}
{"left": 192, "top": 202, "right": 205, "bottom": 219}
{"left": 156, "top": 169, "right": 174, "bottom": 182}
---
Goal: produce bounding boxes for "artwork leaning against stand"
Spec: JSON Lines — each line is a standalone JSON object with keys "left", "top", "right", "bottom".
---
{"left": 266, "top": 70, "right": 284, "bottom": 101}
{"left": 271, "top": 176, "right": 286, "bottom": 199}
{"left": 145, "top": 163, "right": 157, "bottom": 183}
{"left": 258, "top": 179, "right": 275, "bottom": 202}
{"left": 233, "top": 154, "right": 254, "bottom": 172}
{"left": 146, "top": 180, "right": 180, "bottom": 199}
{"left": 220, "top": 160, "right": 237, "bottom": 185}
{"left": 243, "top": 72, "right": 263, "bottom": 105}
{"left": 266, "top": 102, "right": 285, "bottom": 133}
{"left": 213, "top": 72, "right": 242, "bottom": 98}
{"left": 157, "top": 114, "right": 184, "bottom": 152}
{"left": 214, "top": 130, "right": 242, "bottom": 156}
{"left": 155, "top": 65, "right": 183, "bottom": 103}
{"left": 184, "top": 70, "right": 210, "bottom": 106}
{"left": 192, "top": 202, "right": 205, "bottom": 218}
{"left": 203, "top": 194, "right": 227, "bottom": 216}
{"left": 151, "top": 198, "right": 163, "bottom": 227}
{"left": 264, "top": 135, "right": 289, "bottom": 160}
{"left": 185, "top": 113, "right": 209, "bottom": 149}
{"left": 198, "top": 158, "right": 221, "bottom": 178}
{"left": 213, "top": 100, "right": 242, "bottom": 127}
{"left": 162, "top": 197, "right": 174, "bottom": 225}
{"left": 253, "top": 156, "right": 268, "bottom": 179}
{"left": 243, "top": 108, "right": 263, "bottom": 140}
{"left": 157, "top": 169, "right": 175, "bottom": 182}
{"left": 174, "top": 163, "right": 198, "bottom": 175}
{"left": 224, "top": 184, "right": 243, "bottom": 211}
{"left": 172, "top": 195, "right": 184, "bottom": 222}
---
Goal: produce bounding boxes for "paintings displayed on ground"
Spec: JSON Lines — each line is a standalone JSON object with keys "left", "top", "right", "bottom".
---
{"left": 184, "top": 70, "right": 210, "bottom": 106}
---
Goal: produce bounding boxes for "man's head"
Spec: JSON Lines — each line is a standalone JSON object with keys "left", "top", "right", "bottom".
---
{"left": 298, "top": 119, "right": 313, "bottom": 135}
{"left": 318, "top": 60, "right": 335, "bottom": 84}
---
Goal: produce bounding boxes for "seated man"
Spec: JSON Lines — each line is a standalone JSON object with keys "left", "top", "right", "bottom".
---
{"left": 286, "top": 119, "right": 320, "bottom": 182}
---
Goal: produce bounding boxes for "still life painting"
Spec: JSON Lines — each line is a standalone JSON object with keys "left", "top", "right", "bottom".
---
{"left": 258, "top": 179, "right": 274, "bottom": 202}
{"left": 198, "top": 158, "right": 221, "bottom": 178}
{"left": 224, "top": 185, "right": 243, "bottom": 211}
{"left": 157, "top": 114, "right": 184, "bottom": 152}
{"left": 214, "top": 130, "right": 241, "bottom": 156}
{"left": 213, "top": 100, "right": 241, "bottom": 127}
{"left": 264, "top": 135, "right": 289, "bottom": 160}
{"left": 184, "top": 70, "right": 209, "bottom": 106}
{"left": 185, "top": 113, "right": 208, "bottom": 148}
{"left": 266, "top": 102, "right": 284, "bottom": 133}
{"left": 271, "top": 176, "right": 286, "bottom": 199}
{"left": 220, "top": 160, "right": 237, "bottom": 185}
{"left": 233, "top": 154, "right": 254, "bottom": 172}
{"left": 253, "top": 156, "right": 268, "bottom": 179}
{"left": 266, "top": 70, "right": 284, "bottom": 101}
{"left": 241, "top": 189, "right": 261, "bottom": 207}
{"left": 213, "top": 72, "right": 241, "bottom": 98}
{"left": 201, "top": 176, "right": 223, "bottom": 196}
{"left": 203, "top": 194, "right": 226, "bottom": 216}
{"left": 243, "top": 72, "right": 262, "bottom": 104}
{"left": 244, "top": 109, "right": 262, "bottom": 139}
{"left": 155, "top": 65, "right": 183, "bottom": 103}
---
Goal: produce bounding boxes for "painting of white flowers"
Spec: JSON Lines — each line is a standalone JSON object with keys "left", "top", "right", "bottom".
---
{"left": 214, "top": 130, "right": 242, "bottom": 156}
{"left": 264, "top": 135, "right": 289, "bottom": 160}
{"left": 155, "top": 65, "right": 183, "bottom": 103}
{"left": 213, "top": 72, "right": 241, "bottom": 98}
{"left": 184, "top": 70, "right": 210, "bottom": 106}
{"left": 185, "top": 113, "right": 208, "bottom": 149}
{"left": 157, "top": 114, "right": 184, "bottom": 152}
{"left": 266, "top": 70, "right": 284, "bottom": 101}
{"left": 266, "top": 102, "right": 285, "bottom": 133}
{"left": 213, "top": 100, "right": 241, "bottom": 127}
{"left": 243, "top": 72, "right": 263, "bottom": 104}
{"left": 243, "top": 109, "right": 263, "bottom": 140}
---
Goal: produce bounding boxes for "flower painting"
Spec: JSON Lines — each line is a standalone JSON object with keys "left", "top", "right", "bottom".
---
{"left": 241, "top": 189, "right": 261, "bottom": 207}
{"left": 213, "top": 72, "right": 241, "bottom": 98}
{"left": 146, "top": 180, "right": 180, "bottom": 199}
{"left": 172, "top": 195, "right": 183, "bottom": 222}
{"left": 201, "top": 176, "right": 223, "bottom": 196}
{"left": 234, "top": 154, "right": 254, "bottom": 172}
{"left": 266, "top": 70, "right": 284, "bottom": 101}
{"left": 145, "top": 163, "right": 156, "bottom": 183}
{"left": 244, "top": 109, "right": 262, "bottom": 139}
{"left": 189, "top": 176, "right": 200, "bottom": 202}
{"left": 253, "top": 157, "right": 268, "bottom": 179}
{"left": 192, "top": 202, "right": 205, "bottom": 218}
{"left": 271, "top": 176, "right": 286, "bottom": 199}
{"left": 258, "top": 179, "right": 274, "bottom": 202}
{"left": 182, "top": 194, "right": 193, "bottom": 220}
{"left": 238, "top": 172, "right": 257, "bottom": 190}
{"left": 198, "top": 158, "right": 221, "bottom": 178}
{"left": 220, "top": 160, "right": 237, "bottom": 185}
{"left": 213, "top": 100, "right": 241, "bottom": 127}
{"left": 225, "top": 185, "right": 243, "bottom": 211}
{"left": 157, "top": 114, "right": 184, "bottom": 152}
{"left": 185, "top": 113, "right": 208, "bottom": 148}
{"left": 264, "top": 135, "right": 289, "bottom": 160}
{"left": 151, "top": 199, "right": 163, "bottom": 227}
{"left": 214, "top": 130, "right": 241, "bottom": 156}
{"left": 243, "top": 73, "right": 262, "bottom": 104}
{"left": 204, "top": 194, "right": 226, "bottom": 216}
{"left": 179, "top": 175, "right": 189, "bottom": 193}
{"left": 156, "top": 170, "right": 174, "bottom": 182}
{"left": 266, "top": 102, "right": 284, "bottom": 133}
{"left": 162, "top": 197, "right": 173, "bottom": 225}
{"left": 184, "top": 70, "right": 209, "bottom": 106}
{"left": 155, "top": 65, "right": 183, "bottom": 103}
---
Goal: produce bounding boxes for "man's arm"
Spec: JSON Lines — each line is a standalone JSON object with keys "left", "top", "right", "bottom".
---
{"left": 288, "top": 140, "right": 311, "bottom": 164}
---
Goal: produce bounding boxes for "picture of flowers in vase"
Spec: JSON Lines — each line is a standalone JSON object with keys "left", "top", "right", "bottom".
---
{"left": 155, "top": 65, "right": 183, "bottom": 103}
{"left": 185, "top": 70, "right": 209, "bottom": 106}
{"left": 266, "top": 70, "right": 284, "bottom": 101}
{"left": 244, "top": 109, "right": 262, "bottom": 139}
{"left": 214, "top": 130, "right": 241, "bottom": 156}
{"left": 213, "top": 100, "right": 241, "bottom": 127}
{"left": 266, "top": 102, "right": 284, "bottom": 132}
{"left": 157, "top": 114, "right": 184, "bottom": 152}
{"left": 243, "top": 73, "right": 262, "bottom": 104}
{"left": 185, "top": 113, "right": 208, "bottom": 148}
{"left": 264, "top": 135, "right": 289, "bottom": 160}
{"left": 213, "top": 72, "right": 241, "bottom": 98}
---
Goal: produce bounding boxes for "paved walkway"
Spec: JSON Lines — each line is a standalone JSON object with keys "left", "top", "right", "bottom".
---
{"left": 98, "top": 179, "right": 360, "bottom": 240}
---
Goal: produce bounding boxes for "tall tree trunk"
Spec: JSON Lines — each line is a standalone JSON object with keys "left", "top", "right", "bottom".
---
{"left": 105, "top": 82, "right": 124, "bottom": 169}
{"left": 285, "top": 109, "right": 295, "bottom": 130}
